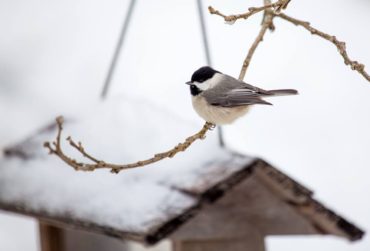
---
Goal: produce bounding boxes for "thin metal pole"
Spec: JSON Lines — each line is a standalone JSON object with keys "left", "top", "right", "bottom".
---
{"left": 196, "top": 0, "right": 212, "bottom": 66}
{"left": 101, "top": 0, "right": 137, "bottom": 99}
{"left": 196, "top": 0, "right": 225, "bottom": 147}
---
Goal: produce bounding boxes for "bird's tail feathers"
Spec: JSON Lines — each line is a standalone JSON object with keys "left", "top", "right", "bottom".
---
{"left": 266, "top": 89, "right": 298, "bottom": 96}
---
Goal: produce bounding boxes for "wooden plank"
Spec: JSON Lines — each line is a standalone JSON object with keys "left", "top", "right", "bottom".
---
{"left": 39, "top": 222, "right": 65, "bottom": 251}
{"left": 173, "top": 237, "right": 265, "bottom": 251}
{"left": 39, "top": 221, "right": 129, "bottom": 251}
{"left": 63, "top": 228, "right": 128, "bottom": 251}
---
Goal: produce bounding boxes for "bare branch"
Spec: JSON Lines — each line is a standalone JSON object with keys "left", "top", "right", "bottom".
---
{"left": 208, "top": 0, "right": 290, "bottom": 24}
{"left": 209, "top": 0, "right": 277, "bottom": 80}
{"left": 209, "top": 0, "right": 369, "bottom": 83}
{"left": 44, "top": 116, "right": 215, "bottom": 173}
{"left": 238, "top": 0, "right": 275, "bottom": 80}
{"left": 239, "top": 9, "right": 274, "bottom": 80}
{"left": 276, "top": 13, "right": 370, "bottom": 82}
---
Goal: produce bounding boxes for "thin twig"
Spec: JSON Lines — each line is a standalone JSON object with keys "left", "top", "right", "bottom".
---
{"left": 208, "top": 0, "right": 290, "bottom": 24}
{"left": 239, "top": 0, "right": 275, "bottom": 80}
{"left": 276, "top": 13, "right": 370, "bottom": 82}
{"left": 209, "top": 0, "right": 276, "bottom": 80}
{"left": 44, "top": 116, "right": 215, "bottom": 173}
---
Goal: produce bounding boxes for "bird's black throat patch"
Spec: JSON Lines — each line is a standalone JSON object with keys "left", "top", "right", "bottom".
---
{"left": 190, "top": 85, "right": 202, "bottom": 96}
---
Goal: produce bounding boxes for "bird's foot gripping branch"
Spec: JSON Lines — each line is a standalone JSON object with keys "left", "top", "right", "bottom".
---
{"left": 44, "top": 116, "right": 215, "bottom": 173}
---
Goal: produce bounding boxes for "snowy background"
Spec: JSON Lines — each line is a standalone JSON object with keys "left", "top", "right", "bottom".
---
{"left": 0, "top": 0, "right": 369, "bottom": 250}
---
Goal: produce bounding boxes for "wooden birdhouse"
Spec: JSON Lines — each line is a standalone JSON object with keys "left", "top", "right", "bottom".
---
{"left": 0, "top": 98, "right": 364, "bottom": 251}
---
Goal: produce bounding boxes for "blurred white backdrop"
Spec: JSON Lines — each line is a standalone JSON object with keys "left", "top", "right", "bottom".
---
{"left": 0, "top": 0, "right": 369, "bottom": 250}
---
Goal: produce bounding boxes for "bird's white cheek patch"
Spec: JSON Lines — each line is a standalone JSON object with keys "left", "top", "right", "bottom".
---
{"left": 194, "top": 82, "right": 208, "bottom": 91}
{"left": 195, "top": 73, "right": 223, "bottom": 91}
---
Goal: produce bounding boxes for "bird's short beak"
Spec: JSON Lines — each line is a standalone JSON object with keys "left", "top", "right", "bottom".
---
{"left": 185, "top": 81, "right": 192, "bottom": 85}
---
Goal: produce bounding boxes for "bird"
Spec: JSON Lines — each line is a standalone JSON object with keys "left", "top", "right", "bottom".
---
{"left": 186, "top": 66, "right": 298, "bottom": 125}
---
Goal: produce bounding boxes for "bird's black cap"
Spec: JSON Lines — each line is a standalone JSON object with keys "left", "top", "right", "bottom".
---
{"left": 190, "top": 66, "right": 220, "bottom": 83}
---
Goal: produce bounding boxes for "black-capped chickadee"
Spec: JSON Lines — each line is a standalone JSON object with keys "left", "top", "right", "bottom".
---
{"left": 186, "top": 66, "right": 298, "bottom": 125}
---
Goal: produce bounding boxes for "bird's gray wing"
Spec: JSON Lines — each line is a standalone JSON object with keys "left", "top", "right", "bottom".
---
{"left": 202, "top": 75, "right": 272, "bottom": 107}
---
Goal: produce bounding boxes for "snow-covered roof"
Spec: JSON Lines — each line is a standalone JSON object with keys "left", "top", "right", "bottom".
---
{"left": 0, "top": 99, "right": 364, "bottom": 244}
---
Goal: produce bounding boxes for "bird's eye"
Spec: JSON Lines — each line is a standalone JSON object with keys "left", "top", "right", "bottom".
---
{"left": 190, "top": 85, "right": 196, "bottom": 89}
